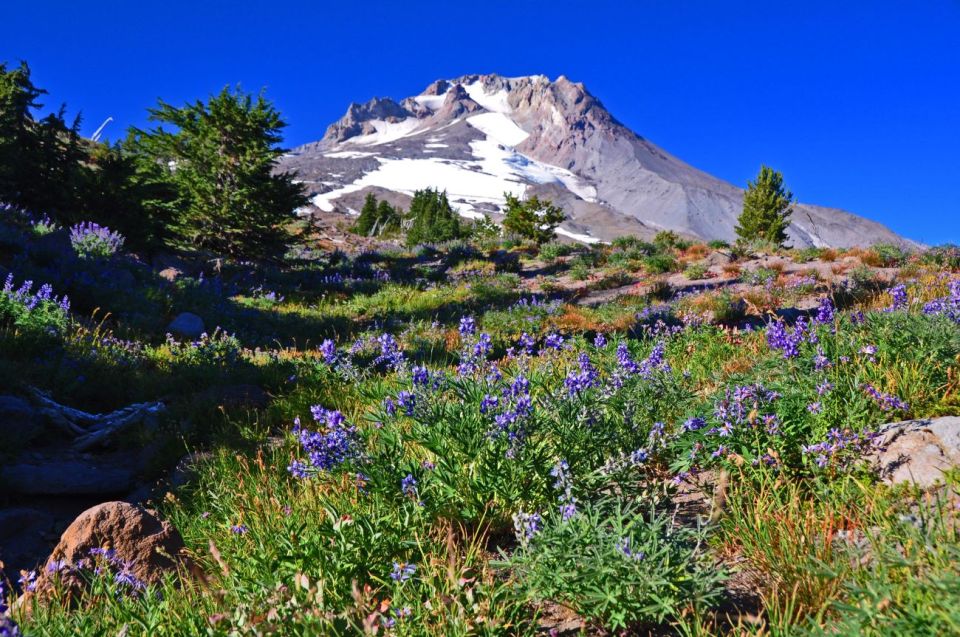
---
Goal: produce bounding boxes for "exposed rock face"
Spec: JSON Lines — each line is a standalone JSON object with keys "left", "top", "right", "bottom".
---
{"left": 1, "top": 457, "right": 138, "bottom": 495}
{"left": 278, "top": 73, "right": 913, "bottom": 248}
{"left": 870, "top": 417, "right": 960, "bottom": 487}
{"left": 26, "top": 502, "right": 189, "bottom": 602}
{"left": 167, "top": 312, "right": 205, "bottom": 339}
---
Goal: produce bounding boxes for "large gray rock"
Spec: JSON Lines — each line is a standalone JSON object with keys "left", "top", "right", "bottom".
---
{"left": 0, "top": 395, "right": 43, "bottom": 447}
{"left": 870, "top": 417, "right": 960, "bottom": 487}
{"left": 166, "top": 312, "right": 205, "bottom": 340}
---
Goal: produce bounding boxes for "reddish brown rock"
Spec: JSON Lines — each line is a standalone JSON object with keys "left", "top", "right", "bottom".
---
{"left": 25, "top": 501, "right": 189, "bottom": 604}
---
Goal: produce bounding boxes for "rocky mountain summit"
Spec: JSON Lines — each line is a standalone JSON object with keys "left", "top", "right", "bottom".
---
{"left": 279, "top": 73, "right": 909, "bottom": 247}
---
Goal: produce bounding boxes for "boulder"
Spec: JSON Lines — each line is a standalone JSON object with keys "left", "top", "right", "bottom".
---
{"left": 26, "top": 502, "right": 189, "bottom": 603}
{"left": 706, "top": 250, "right": 733, "bottom": 267}
{"left": 870, "top": 417, "right": 960, "bottom": 487}
{"left": 0, "top": 395, "right": 43, "bottom": 447}
{"left": 166, "top": 312, "right": 205, "bottom": 340}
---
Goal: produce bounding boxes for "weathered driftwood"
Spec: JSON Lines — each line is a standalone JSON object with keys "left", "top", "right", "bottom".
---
{"left": 28, "top": 388, "right": 165, "bottom": 451}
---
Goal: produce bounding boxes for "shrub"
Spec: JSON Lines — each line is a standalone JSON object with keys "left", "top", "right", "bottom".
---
{"left": 502, "top": 194, "right": 566, "bottom": 245}
{"left": 684, "top": 262, "right": 709, "bottom": 280}
{"left": 643, "top": 253, "right": 677, "bottom": 274}
{"left": 538, "top": 241, "right": 574, "bottom": 262}
{"left": 506, "top": 498, "right": 724, "bottom": 630}
{"left": 707, "top": 239, "right": 730, "bottom": 250}
{"left": 741, "top": 266, "right": 778, "bottom": 286}
{"left": 920, "top": 245, "right": 960, "bottom": 270}
{"left": 871, "top": 243, "right": 909, "bottom": 268}
{"left": 0, "top": 274, "right": 70, "bottom": 333}
{"left": 569, "top": 262, "right": 591, "bottom": 281}
{"left": 69, "top": 221, "right": 125, "bottom": 259}
{"left": 653, "top": 230, "right": 684, "bottom": 250}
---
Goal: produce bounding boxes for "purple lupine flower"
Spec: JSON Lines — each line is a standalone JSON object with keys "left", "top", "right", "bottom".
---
{"left": 287, "top": 459, "right": 309, "bottom": 479}
{"left": 807, "top": 402, "right": 822, "bottom": 414}
{"left": 480, "top": 394, "right": 499, "bottom": 414}
{"left": 513, "top": 511, "right": 542, "bottom": 543}
{"left": 889, "top": 284, "right": 908, "bottom": 310}
{"left": 593, "top": 333, "right": 607, "bottom": 348}
{"left": 815, "top": 296, "right": 835, "bottom": 324}
{"left": 683, "top": 417, "right": 707, "bottom": 432}
{"left": 383, "top": 397, "right": 397, "bottom": 416}
{"left": 69, "top": 221, "right": 125, "bottom": 258}
{"left": 817, "top": 380, "right": 834, "bottom": 396}
{"left": 802, "top": 428, "right": 878, "bottom": 469}
{"left": 615, "top": 537, "right": 645, "bottom": 561}
{"left": 390, "top": 562, "right": 416, "bottom": 582}
{"left": 411, "top": 365, "right": 430, "bottom": 387}
{"left": 114, "top": 569, "right": 146, "bottom": 592}
{"left": 564, "top": 353, "right": 600, "bottom": 397}
{"left": 17, "top": 570, "right": 37, "bottom": 593}
{"left": 396, "top": 390, "right": 416, "bottom": 416}
{"left": 319, "top": 339, "right": 337, "bottom": 364}
{"left": 616, "top": 342, "right": 641, "bottom": 375}
{"left": 472, "top": 333, "right": 493, "bottom": 358}
{"left": 458, "top": 316, "right": 476, "bottom": 337}
{"left": 649, "top": 421, "right": 666, "bottom": 442}
{"left": 862, "top": 383, "right": 909, "bottom": 412}
{"left": 231, "top": 524, "right": 248, "bottom": 535}
{"left": 637, "top": 341, "right": 671, "bottom": 378}
{"left": 374, "top": 333, "right": 405, "bottom": 370}
{"left": 813, "top": 347, "right": 831, "bottom": 370}
{"left": 767, "top": 318, "right": 807, "bottom": 359}
{"left": 550, "top": 460, "right": 577, "bottom": 520}
{"left": 294, "top": 408, "right": 361, "bottom": 475}
{"left": 543, "top": 333, "right": 565, "bottom": 351}
{"left": 0, "top": 616, "right": 22, "bottom": 637}
{"left": 518, "top": 332, "right": 536, "bottom": 355}
{"left": 401, "top": 474, "right": 418, "bottom": 498}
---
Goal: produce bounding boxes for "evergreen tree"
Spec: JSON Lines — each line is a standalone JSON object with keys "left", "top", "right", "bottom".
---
{"left": 501, "top": 193, "right": 566, "bottom": 244}
{"left": 128, "top": 86, "right": 307, "bottom": 260}
{"left": 0, "top": 61, "right": 89, "bottom": 218}
{"left": 354, "top": 192, "right": 379, "bottom": 236}
{"left": 405, "top": 188, "right": 462, "bottom": 246}
{"left": 354, "top": 193, "right": 401, "bottom": 237}
{"left": 735, "top": 165, "right": 794, "bottom": 247}
{"left": 375, "top": 199, "right": 400, "bottom": 234}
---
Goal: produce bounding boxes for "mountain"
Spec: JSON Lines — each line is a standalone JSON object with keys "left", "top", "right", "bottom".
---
{"left": 279, "top": 74, "right": 909, "bottom": 247}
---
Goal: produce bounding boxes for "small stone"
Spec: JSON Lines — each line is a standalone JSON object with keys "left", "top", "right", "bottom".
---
{"left": 166, "top": 312, "right": 205, "bottom": 340}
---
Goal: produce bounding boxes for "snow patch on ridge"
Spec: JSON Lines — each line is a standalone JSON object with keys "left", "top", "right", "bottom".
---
{"left": 463, "top": 82, "right": 512, "bottom": 113}
{"left": 347, "top": 119, "right": 422, "bottom": 146}
{"left": 467, "top": 113, "right": 529, "bottom": 146}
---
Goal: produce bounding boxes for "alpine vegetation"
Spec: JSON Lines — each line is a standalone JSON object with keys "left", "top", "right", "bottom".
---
{"left": 0, "top": 59, "right": 956, "bottom": 637}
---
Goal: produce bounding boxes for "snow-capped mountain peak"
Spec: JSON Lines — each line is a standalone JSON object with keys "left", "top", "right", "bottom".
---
{"left": 280, "top": 73, "right": 910, "bottom": 247}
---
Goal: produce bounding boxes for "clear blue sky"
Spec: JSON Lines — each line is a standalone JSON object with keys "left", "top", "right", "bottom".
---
{"left": 5, "top": 1, "right": 959, "bottom": 244}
